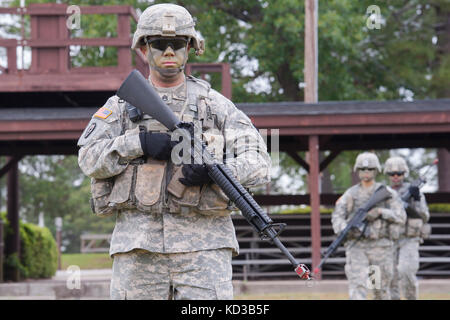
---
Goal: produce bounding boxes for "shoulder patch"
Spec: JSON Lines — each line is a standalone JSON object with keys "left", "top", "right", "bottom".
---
{"left": 94, "top": 107, "right": 113, "bottom": 119}
{"left": 84, "top": 122, "right": 97, "bottom": 139}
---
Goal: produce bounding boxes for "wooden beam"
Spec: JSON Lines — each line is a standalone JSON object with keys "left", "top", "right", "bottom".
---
{"left": 253, "top": 192, "right": 450, "bottom": 206}
{"left": 0, "top": 156, "right": 23, "bottom": 179}
{"left": 320, "top": 150, "right": 341, "bottom": 171}
{"left": 286, "top": 150, "right": 310, "bottom": 172}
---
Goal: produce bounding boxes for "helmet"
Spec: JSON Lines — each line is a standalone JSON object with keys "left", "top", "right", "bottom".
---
{"left": 132, "top": 4, "right": 205, "bottom": 56}
{"left": 383, "top": 156, "right": 409, "bottom": 177}
{"left": 353, "top": 152, "right": 381, "bottom": 172}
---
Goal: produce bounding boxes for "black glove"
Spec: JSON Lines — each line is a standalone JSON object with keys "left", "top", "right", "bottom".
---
{"left": 139, "top": 131, "right": 178, "bottom": 161}
{"left": 179, "top": 164, "right": 212, "bottom": 187}
{"left": 409, "top": 186, "right": 420, "bottom": 201}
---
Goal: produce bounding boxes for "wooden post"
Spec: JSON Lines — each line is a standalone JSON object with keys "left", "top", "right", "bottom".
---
{"left": 304, "top": 0, "right": 318, "bottom": 103}
{"left": 117, "top": 12, "right": 131, "bottom": 72}
{"left": 221, "top": 63, "right": 232, "bottom": 100}
{"left": 308, "top": 135, "right": 321, "bottom": 278}
{"left": 305, "top": 0, "right": 321, "bottom": 279}
{"left": 438, "top": 149, "right": 450, "bottom": 192}
{"left": 0, "top": 218, "right": 3, "bottom": 283}
{"left": 5, "top": 157, "right": 20, "bottom": 282}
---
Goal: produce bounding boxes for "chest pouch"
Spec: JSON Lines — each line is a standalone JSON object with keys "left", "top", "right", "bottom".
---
{"left": 406, "top": 218, "right": 424, "bottom": 238}
{"left": 90, "top": 177, "right": 115, "bottom": 217}
{"left": 420, "top": 223, "right": 431, "bottom": 239}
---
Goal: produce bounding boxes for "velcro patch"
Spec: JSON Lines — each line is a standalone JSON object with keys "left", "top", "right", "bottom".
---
{"left": 94, "top": 107, "right": 112, "bottom": 119}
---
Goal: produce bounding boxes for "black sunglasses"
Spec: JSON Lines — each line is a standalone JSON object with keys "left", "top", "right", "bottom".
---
{"left": 146, "top": 37, "right": 188, "bottom": 51}
{"left": 359, "top": 167, "right": 376, "bottom": 171}
{"left": 387, "top": 171, "right": 405, "bottom": 177}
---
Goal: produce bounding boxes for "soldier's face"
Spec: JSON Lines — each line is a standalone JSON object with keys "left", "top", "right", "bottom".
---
{"left": 145, "top": 37, "right": 189, "bottom": 73}
{"left": 358, "top": 168, "right": 376, "bottom": 182}
{"left": 387, "top": 171, "right": 404, "bottom": 187}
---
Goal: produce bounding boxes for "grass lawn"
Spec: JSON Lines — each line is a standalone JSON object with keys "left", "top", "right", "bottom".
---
{"left": 61, "top": 253, "right": 113, "bottom": 270}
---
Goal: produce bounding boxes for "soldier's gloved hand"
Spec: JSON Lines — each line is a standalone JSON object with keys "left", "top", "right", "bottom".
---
{"left": 179, "top": 164, "right": 212, "bottom": 186}
{"left": 139, "top": 131, "right": 178, "bottom": 161}
{"left": 409, "top": 186, "right": 420, "bottom": 201}
{"left": 366, "top": 208, "right": 381, "bottom": 221}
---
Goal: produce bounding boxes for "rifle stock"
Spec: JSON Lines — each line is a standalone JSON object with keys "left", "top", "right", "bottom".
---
{"left": 116, "top": 70, "right": 311, "bottom": 280}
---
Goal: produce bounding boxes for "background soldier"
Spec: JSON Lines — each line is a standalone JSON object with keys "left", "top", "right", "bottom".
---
{"left": 384, "top": 156, "right": 430, "bottom": 300}
{"left": 77, "top": 3, "right": 271, "bottom": 300}
{"left": 331, "top": 152, "right": 406, "bottom": 300}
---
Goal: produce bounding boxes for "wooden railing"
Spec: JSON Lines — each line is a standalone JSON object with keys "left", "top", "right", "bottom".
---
{"left": 0, "top": 4, "right": 142, "bottom": 75}
{"left": 0, "top": 4, "right": 232, "bottom": 97}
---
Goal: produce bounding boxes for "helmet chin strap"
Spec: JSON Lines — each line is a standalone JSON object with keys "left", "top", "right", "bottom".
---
{"left": 145, "top": 39, "right": 190, "bottom": 78}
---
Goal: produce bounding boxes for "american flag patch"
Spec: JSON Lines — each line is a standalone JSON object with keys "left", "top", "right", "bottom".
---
{"left": 94, "top": 107, "right": 112, "bottom": 119}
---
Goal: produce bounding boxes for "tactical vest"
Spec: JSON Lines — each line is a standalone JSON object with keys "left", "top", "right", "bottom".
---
{"left": 345, "top": 183, "right": 397, "bottom": 241}
{"left": 397, "top": 183, "right": 431, "bottom": 239}
{"left": 90, "top": 76, "right": 235, "bottom": 217}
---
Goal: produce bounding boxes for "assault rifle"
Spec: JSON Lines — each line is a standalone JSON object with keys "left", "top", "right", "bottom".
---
{"left": 314, "top": 185, "right": 392, "bottom": 274}
{"left": 400, "top": 159, "right": 438, "bottom": 219}
{"left": 116, "top": 70, "right": 311, "bottom": 280}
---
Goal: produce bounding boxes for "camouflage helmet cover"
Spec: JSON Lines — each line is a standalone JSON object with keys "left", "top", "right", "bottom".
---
{"left": 132, "top": 3, "right": 205, "bottom": 55}
{"left": 383, "top": 156, "right": 410, "bottom": 177}
{"left": 353, "top": 152, "right": 381, "bottom": 172}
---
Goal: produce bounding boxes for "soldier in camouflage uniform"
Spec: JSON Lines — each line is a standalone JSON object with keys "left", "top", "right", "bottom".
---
{"left": 331, "top": 152, "right": 406, "bottom": 300}
{"left": 77, "top": 3, "right": 271, "bottom": 300}
{"left": 384, "top": 157, "right": 430, "bottom": 300}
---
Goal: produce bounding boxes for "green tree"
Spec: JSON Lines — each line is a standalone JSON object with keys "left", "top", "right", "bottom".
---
{"left": 17, "top": 155, "right": 115, "bottom": 253}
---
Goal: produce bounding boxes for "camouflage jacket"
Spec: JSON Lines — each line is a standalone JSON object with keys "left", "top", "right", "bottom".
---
{"left": 331, "top": 182, "right": 406, "bottom": 243}
{"left": 77, "top": 75, "right": 272, "bottom": 256}
{"left": 393, "top": 182, "right": 430, "bottom": 239}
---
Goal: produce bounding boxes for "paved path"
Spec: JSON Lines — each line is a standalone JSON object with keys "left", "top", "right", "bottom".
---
{"left": 0, "top": 269, "right": 449, "bottom": 299}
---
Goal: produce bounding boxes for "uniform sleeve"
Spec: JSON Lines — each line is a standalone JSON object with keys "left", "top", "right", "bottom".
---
{"left": 378, "top": 188, "right": 407, "bottom": 225}
{"left": 331, "top": 191, "right": 352, "bottom": 235}
{"left": 77, "top": 96, "right": 144, "bottom": 179}
{"left": 215, "top": 94, "right": 271, "bottom": 188}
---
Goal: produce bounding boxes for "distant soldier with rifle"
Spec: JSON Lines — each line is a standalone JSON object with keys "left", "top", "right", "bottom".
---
{"left": 384, "top": 156, "right": 431, "bottom": 300}
{"left": 77, "top": 3, "right": 273, "bottom": 299}
{"left": 331, "top": 152, "right": 406, "bottom": 300}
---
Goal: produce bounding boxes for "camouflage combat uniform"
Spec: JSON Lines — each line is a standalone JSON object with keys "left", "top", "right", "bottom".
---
{"left": 77, "top": 77, "right": 271, "bottom": 299}
{"left": 332, "top": 182, "right": 406, "bottom": 300}
{"left": 390, "top": 182, "right": 430, "bottom": 300}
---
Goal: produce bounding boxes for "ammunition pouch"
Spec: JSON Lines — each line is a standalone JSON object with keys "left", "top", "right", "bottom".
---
{"left": 406, "top": 218, "right": 423, "bottom": 238}
{"left": 167, "top": 165, "right": 235, "bottom": 217}
{"left": 388, "top": 223, "right": 402, "bottom": 240}
{"left": 367, "top": 219, "right": 395, "bottom": 240}
{"left": 108, "top": 158, "right": 167, "bottom": 213}
{"left": 90, "top": 177, "right": 115, "bottom": 217}
{"left": 367, "top": 219, "right": 383, "bottom": 240}
{"left": 420, "top": 223, "right": 431, "bottom": 240}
